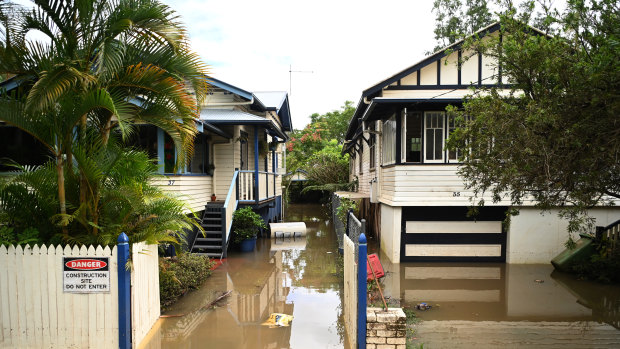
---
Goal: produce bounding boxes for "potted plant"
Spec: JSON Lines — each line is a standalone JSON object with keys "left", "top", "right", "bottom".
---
{"left": 232, "top": 207, "right": 266, "bottom": 252}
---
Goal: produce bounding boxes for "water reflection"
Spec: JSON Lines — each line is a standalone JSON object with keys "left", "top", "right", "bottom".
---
{"left": 141, "top": 204, "right": 346, "bottom": 349}
{"left": 380, "top": 256, "right": 620, "bottom": 327}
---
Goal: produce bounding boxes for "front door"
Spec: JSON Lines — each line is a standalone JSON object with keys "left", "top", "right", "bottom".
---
{"left": 240, "top": 131, "right": 248, "bottom": 170}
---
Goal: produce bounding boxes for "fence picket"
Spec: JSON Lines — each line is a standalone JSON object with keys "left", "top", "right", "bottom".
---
{"left": 31, "top": 245, "right": 43, "bottom": 347}
{"left": 1, "top": 241, "right": 157, "bottom": 349}
{"left": 15, "top": 245, "right": 27, "bottom": 346}
{"left": 0, "top": 245, "right": 10, "bottom": 346}
{"left": 39, "top": 244, "right": 51, "bottom": 348}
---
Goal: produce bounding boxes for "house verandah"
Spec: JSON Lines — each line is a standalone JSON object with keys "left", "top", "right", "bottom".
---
{"left": 342, "top": 23, "right": 620, "bottom": 264}
{"left": 0, "top": 76, "right": 292, "bottom": 258}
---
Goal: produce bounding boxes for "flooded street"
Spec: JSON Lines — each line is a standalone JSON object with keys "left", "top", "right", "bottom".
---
{"left": 141, "top": 204, "right": 347, "bottom": 349}
{"left": 141, "top": 203, "right": 620, "bottom": 349}
{"left": 379, "top": 259, "right": 620, "bottom": 348}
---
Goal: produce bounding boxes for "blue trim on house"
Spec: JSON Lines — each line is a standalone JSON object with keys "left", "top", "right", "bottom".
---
{"left": 205, "top": 76, "right": 267, "bottom": 111}
{"left": 157, "top": 129, "right": 165, "bottom": 174}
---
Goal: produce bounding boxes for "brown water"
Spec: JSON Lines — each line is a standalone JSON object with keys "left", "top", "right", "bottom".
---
{"left": 379, "top": 260, "right": 620, "bottom": 327}
{"left": 141, "top": 203, "right": 347, "bottom": 349}
{"left": 141, "top": 203, "right": 620, "bottom": 348}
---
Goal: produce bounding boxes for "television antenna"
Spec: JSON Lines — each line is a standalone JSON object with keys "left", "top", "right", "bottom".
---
{"left": 289, "top": 65, "right": 313, "bottom": 96}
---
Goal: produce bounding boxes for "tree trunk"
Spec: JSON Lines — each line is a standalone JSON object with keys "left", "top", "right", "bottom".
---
{"left": 56, "top": 154, "right": 69, "bottom": 239}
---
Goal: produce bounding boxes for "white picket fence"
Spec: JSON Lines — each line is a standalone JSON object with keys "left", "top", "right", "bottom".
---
{"left": 0, "top": 243, "right": 160, "bottom": 349}
{"left": 131, "top": 243, "right": 160, "bottom": 348}
{"left": 343, "top": 234, "right": 357, "bottom": 349}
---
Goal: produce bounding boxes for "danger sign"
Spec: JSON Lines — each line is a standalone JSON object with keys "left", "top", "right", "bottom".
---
{"left": 63, "top": 257, "right": 110, "bottom": 293}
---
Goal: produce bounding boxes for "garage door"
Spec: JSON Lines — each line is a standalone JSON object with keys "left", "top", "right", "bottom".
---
{"left": 400, "top": 207, "right": 507, "bottom": 262}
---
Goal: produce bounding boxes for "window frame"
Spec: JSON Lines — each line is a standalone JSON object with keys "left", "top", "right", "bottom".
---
{"left": 423, "top": 111, "right": 446, "bottom": 163}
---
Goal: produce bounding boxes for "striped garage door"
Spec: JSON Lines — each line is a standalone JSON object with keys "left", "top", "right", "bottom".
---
{"left": 400, "top": 206, "right": 507, "bottom": 262}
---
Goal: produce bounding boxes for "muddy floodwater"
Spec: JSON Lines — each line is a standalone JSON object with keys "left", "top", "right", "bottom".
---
{"left": 141, "top": 204, "right": 348, "bottom": 349}
{"left": 379, "top": 259, "right": 620, "bottom": 348}
{"left": 141, "top": 203, "right": 620, "bottom": 348}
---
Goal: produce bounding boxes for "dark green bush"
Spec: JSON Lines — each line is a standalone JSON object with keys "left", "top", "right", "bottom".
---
{"left": 571, "top": 252, "right": 620, "bottom": 284}
{"left": 159, "top": 253, "right": 215, "bottom": 309}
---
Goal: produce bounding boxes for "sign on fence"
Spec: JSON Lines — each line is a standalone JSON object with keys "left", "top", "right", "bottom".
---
{"left": 63, "top": 257, "right": 110, "bottom": 293}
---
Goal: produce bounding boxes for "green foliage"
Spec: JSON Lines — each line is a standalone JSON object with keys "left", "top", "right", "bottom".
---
{"left": 0, "top": 226, "right": 41, "bottom": 247}
{"left": 431, "top": 0, "right": 492, "bottom": 52}
{"left": 571, "top": 252, "right": 620, "bottom": 284}
{"left": 445, "top": 0, "right": 620, "bottom": 235}
{"left": 335, "top": 197, "right": 358, "bottom": 227}
{"left": 0, "top": 0, "right": 207, "bottom": 246}
{"left": 231, "top": 207, "right": 266, "bottom": 243}
{"left": 300, "top": 140, "right": 352, "bottom": 194}
{"left": 159, "top": 254, "right": 215, "bottom": 309}
{"left": 0, "top": 142, "right": 201, "bottom": 247}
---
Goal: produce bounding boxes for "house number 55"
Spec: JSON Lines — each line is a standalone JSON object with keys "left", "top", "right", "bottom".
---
{"left": 452, "top": 192, "right": 461, "bottom": 197}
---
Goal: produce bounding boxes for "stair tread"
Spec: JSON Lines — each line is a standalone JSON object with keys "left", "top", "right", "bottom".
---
{"left": 192, "top": 245, "right": 221, "bottom": 250}
{"left": 196, "top": 238, "right": 221, "bottom": 242}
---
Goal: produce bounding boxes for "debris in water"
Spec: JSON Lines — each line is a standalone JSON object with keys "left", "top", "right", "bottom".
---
{"left": 262, "top": 313, "right": 294, "bottom": 327}
{"left": 415, "top": 302, "right": 432, "bottom": 311}
{"left": 535, "top": 279, "right": 544, "bottom": 283}
{"left": 327, "top": 251, "right": 332, "bottom": 254}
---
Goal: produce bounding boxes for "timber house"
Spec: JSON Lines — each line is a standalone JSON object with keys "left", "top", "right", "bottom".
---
{"left": 0, "top": 76, "right": 291, "bottom": 258}
{"left": 342, "top": 23, "right": 619, "bottom": 264}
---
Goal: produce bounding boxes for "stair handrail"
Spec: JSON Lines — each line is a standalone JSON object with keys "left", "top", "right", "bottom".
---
{"left": 221, "top": 170, "right": 240, "bottom": 257}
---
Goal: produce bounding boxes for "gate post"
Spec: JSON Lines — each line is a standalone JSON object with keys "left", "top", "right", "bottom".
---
{"left": 357, "top": 233, "right": 367, "bottom": 349}
{"left": 118, "top": 233, "right": 131, "bottom": 349}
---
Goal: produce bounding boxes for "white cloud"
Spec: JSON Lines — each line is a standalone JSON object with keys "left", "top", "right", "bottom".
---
{"left": 162, "top": 0, "right": 437, "bottom": 129}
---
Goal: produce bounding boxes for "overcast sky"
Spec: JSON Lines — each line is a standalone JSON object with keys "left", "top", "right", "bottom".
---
{"left": 162, "top": 0, "right": 439, "bottom": 129}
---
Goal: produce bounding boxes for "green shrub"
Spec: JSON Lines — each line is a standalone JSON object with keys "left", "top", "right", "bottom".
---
{"left": 159, "top": 253, "right": 215, "bottom": 309}
{"left": 0, "top": 226, "right": 41, "bottom": 247}
{"left": 571, "top": 252, "right": 620, "bottom": 284}
{"left": 231, "top": 207, "right": 266, "bottom": 243}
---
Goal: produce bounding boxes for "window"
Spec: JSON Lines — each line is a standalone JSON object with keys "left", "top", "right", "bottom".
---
{"left": 447, "top": 114, "right": 460, "bottom": 163}
{"left": 358, "top": 141, "right": 363, "bottom": 174}
{"left": 382, "top": 115, "right": 396, "bottom": 165}
{"left": 403, "top": 111, "right": 422, "bottom": 163}
{"left": 163, "top": 133, "right": 176, "bottom": 173}
{"left": 240, "top": 131, "right": 248, "bottom": 170}
{"left": 126, "top": 125, "right": 158, "bottom": 160}
{"left": 424, "top": 111, "right": 445, "bottom": 163}
{"left": 188, "top": 134, "right": 210, "bottom": 174}
{"left": 369, "top": 124, "right": 376, "bottom": 170}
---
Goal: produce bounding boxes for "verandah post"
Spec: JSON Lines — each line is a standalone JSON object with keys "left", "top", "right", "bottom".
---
{"left": 117, "top": 233, "right": 131, "bottom": 349}
{"left": 357, "top": 233, "right": 367, "bottom": 349}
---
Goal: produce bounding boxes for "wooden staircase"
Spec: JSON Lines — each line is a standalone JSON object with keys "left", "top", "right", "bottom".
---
{"left": 191, "top": 202, "right": 226, "bottom": 258}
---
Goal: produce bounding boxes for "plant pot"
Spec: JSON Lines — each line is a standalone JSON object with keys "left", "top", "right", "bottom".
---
{"left": 211, "top": 194, "right": 217, "bottom": 202}
{"left": 239, "top": 237, "right": 257, "bottom": 252}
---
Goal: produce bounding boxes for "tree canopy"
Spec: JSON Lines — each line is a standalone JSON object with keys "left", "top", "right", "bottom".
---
{"left": 285, "top": 102, "right": 355, "bottom": 197}
{"left": 431, "top": 0, "right": 492, "bottom": 52}
{"left": 0, "top": 0, "right": 207, "bottom": 245}
{"left": 446, "top": 0, "right": 620, "bottom": 234}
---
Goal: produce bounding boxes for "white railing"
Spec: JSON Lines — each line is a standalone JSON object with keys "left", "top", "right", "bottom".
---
{"left": 223, "top": 171, "right": 239, "bottom": 248}
{"left": 343, "top": 234, "right": 357, "bottom": 349}
{"left": 238, "top": 170, "right": 278, "bottom": 203}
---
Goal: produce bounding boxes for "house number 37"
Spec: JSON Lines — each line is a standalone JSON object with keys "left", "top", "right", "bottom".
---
{"left": 168, "top": 180, "right": 175, "bottom": 186}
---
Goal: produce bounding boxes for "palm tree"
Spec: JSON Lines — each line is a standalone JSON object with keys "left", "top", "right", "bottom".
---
{"left": 0, "top": 0, "right": 207, "bottom": 240}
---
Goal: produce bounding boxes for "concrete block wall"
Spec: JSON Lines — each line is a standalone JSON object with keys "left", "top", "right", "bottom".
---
{"left": 366, "top": 307, "right": 407, "bottom": 349}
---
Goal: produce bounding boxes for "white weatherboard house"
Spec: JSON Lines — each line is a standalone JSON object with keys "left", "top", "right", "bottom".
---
{"left": 0, "top": 76, "right": 292, "bottom": 258}
{"left": 342, "top": 23, "right": 619, "bottom": 264}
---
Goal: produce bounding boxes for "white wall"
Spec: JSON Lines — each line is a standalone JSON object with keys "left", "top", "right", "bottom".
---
{"left": 507, "top": 207, "right": 620, "bottom": 263}
{"left": 380, "top": 204, "right": 401, "bottom": 264}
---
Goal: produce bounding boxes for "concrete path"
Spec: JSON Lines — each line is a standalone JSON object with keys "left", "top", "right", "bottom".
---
{"left": 410, "top": 320, "right": 620, "bottom": 348}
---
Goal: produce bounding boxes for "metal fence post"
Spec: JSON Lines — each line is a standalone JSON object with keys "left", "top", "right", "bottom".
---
{"left": 117, "top": 233, "right": 131, "bottom": 349}
{"left": 357, "top": 233, "right": 367, "bottom": 349}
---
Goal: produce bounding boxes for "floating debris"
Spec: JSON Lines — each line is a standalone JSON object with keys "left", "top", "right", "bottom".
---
{"left": 262, "top": 313, "right": 294, "bottom": 327}
{"left": 534, "top": 279, "right": 544, "bottom": 283}
{"left": 415, "top": 302, "right": 432, "bottom": 311}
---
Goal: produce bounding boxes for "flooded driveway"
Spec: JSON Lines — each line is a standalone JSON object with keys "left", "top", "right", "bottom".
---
{"left": 379, "top": 259, "right": 620, "bottom": 348}
{"left": 141, "top": 204, "right": 348, "bottom": 349}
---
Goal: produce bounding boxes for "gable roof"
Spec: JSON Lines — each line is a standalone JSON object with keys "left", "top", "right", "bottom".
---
{"left": 253, "top": 91, "right": 292, "bottom": 132}
{"left": 205, "top": 76, "right": 267, "bottom": 111}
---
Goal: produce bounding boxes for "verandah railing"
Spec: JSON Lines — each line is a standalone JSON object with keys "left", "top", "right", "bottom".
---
{"left": 238, "top": 170, "right": 278, "bottom": 203}
{"left": 596, "top": 219, "right": 620, "bottom": 257}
